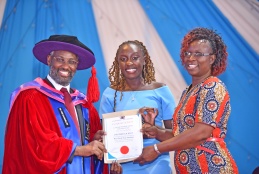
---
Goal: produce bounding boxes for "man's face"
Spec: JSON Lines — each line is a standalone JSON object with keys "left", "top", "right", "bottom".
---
{"left": 47, "top": 50, "right": 78, "bottom": 86}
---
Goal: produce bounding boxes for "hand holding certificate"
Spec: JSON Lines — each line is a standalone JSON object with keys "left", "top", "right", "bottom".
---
{"left": 102, "top": 109, "right": 143, "bottom": 164}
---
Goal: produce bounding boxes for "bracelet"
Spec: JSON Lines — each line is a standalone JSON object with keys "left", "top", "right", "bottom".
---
{"left": 153, "top": 144, "right": 161, "bottom": 155}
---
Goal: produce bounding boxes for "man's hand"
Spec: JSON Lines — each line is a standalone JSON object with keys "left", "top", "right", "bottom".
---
{"left": 93, "top": 130, "right": 106, "bottom": 142}
{"left": 75, "top": 140, "right": 107, "bottom": 160}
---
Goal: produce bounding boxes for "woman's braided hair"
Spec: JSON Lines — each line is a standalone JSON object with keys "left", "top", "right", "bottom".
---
{"left": 108, "top": 40, "right": 156, "bottom": 111}
{"left": 180, "top": 27, "right": 228, "bottom": 76}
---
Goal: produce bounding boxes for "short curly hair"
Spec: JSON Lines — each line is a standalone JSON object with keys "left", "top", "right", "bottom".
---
{"left": 180, "top": 27, "right": 228, "bottom": 76}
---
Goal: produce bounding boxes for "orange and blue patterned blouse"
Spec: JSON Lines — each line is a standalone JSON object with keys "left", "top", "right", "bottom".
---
{"left": 172, "top": 76, "right": 238, "bottom": 174}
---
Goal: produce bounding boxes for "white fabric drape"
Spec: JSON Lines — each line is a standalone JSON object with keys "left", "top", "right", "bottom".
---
{"left": 0, "top": 0, "right": 7, "bottom": 27}
{"left": 92, "top": 0, "right": 187, "bottom": 104}
{"left": 213, "top": 0, "right": 259, "bottom": 54}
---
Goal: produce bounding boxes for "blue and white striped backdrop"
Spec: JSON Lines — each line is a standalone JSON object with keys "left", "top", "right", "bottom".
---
{"left": 0, "top": 0, "right": 258, "bottom": 173}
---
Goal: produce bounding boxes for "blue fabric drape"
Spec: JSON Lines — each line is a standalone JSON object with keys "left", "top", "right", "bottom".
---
{"left": 0, "top": 0, "right": 258, "bottom": 173}
{"left": 139, "top": 0, "right": 259, "bottom": 173}
{"left": 0, "top": 0, "right": 108, "bottom": 171}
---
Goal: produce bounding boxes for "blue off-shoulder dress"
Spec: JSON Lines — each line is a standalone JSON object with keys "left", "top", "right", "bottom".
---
{"left": 99, "top": 86, "right": 176, "bottom": 174}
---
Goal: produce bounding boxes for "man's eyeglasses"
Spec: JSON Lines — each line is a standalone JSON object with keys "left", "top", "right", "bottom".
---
{"left": 183, "top": 51, "right": 214, "bottom": 58}
{"left": 52, "top": 56, "right": 78, "bottom": 67}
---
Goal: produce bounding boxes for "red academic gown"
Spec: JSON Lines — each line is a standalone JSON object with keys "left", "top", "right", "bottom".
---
{"left": 2, "top": 78, "right": 104, "bottom": 174}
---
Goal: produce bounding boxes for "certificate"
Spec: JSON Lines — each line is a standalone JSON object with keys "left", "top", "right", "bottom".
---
{"left": 102, "top": 109, "right": 143, "bottom": 164}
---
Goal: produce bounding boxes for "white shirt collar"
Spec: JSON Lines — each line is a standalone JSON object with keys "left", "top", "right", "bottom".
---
{"left": 47, "top": 74, "right": 70, "bottom": 91}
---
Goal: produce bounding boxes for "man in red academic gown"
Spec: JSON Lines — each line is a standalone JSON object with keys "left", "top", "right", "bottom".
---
{"left": 2, "top": 35, "right": 122, "bottom": 174}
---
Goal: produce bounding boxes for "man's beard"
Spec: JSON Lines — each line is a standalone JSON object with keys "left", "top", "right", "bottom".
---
{"left": 49, "top": 66, "right": 75, "bottom": 86}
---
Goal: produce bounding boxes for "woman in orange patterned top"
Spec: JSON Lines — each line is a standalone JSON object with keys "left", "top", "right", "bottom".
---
{"left": 135, "top": 27, "right": 238, "bottom": 173}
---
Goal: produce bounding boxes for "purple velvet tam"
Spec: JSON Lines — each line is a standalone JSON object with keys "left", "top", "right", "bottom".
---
{"left": 33, "top": 35, "right": 95, "bottom": 70}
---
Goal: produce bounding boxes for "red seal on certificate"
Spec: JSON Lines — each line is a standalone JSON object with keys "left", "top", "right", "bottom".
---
{"left": 120, "top": 146, "right": 129, "bottom": 154}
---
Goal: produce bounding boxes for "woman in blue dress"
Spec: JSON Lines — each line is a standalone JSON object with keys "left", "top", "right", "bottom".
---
{"left": 99, "top": 40, "right": 176, "bottom": 174}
